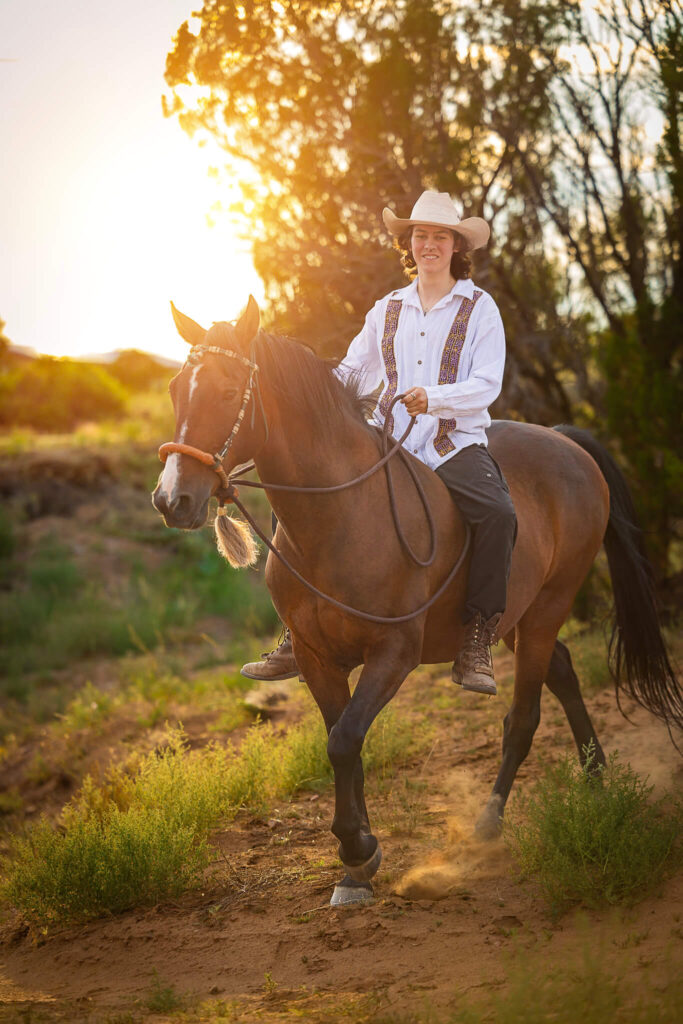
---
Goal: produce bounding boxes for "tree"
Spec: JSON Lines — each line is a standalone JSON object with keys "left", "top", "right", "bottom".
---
{"left": 165, "top": 0, "right": 591, "bottom": 425}
{"left": 165, "top": 0, "right": 682, "bottom": 572}
{"left": 479, "top": 0, "right": 682, "bottom": 572}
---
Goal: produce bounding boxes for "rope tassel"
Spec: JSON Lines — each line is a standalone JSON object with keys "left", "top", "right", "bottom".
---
{"left": 214, "top": 506, "right": 259, "bottom": 568}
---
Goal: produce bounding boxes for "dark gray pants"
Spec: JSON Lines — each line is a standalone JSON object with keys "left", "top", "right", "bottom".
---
{"left": 436, "top": 443, "right": 517, "bottom": 623}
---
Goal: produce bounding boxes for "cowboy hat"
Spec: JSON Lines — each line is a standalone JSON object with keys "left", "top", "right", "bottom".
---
{"left": 382, "top": 190, "right": 490, "bottom": 251}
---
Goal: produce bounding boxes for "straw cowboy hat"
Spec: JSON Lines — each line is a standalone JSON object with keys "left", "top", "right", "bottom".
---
{"left": 382, "top": 190, "right": 490, "bottom": 251}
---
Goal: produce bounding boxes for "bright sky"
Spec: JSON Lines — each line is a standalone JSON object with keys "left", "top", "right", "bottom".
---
{"left": 0, "top": 0, "right": 263, "bottom": 363}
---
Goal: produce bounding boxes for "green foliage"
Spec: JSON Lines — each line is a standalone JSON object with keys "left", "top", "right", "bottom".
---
{"left": 267, "top": 714, "right": 332, "bottom": 797}
{"left": 106, "top": 349, "right": 173, "bottom": 392}
{"left": 165, "top": 0, "right": 587, "bottom": 425}
{"left": 143, "top": 971, "right": 184, "bottom": 1013}
{"left": 364, "top": 707, "right": 424, "bottom": 781}
{"left": 0, "top": 525, "right": 277, "bottom": 691}
{"left": 4, "top": 729, "right": 223, "bottom": 923}
{"left": 165, "top": 0, "right": 683, "bottom": 568}
{"left": 599, "top": 305, "right": 683, "bottom": 574}
{"left": 0, "top": 388, "right": 175, "bottom": 454}
{"left": 0, "top": 357, "right": 128, "bottom": 432}
{"left": 0, "top": 506, "right": 17, "bottom": 584}
{"left": 2, "top": 707, "right": 417, "bottom": 924}
{"left": 7, "top": 806, "right": 206, "bottom": 923}
{"left": 505, "top": 745, "right": 683, "bottom": 916}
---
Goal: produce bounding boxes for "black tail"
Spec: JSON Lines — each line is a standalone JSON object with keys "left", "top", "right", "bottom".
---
{"left": 554, "top": 425, "right": 682, "bottom": 732}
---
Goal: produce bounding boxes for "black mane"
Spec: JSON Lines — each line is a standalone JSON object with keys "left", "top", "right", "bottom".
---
{"left": 208, "top": 322, "right": 375, "bottom": 439}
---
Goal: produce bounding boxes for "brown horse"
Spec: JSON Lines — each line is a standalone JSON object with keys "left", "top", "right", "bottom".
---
{"left": 152, "top": 297, "right": 681, "bottom": 905}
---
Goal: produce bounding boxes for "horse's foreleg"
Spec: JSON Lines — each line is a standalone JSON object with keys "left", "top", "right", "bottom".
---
{"left": 289, "top": 642, "right": 378, "bottom": 904}
{"left": 545, "top": 639, "right": 606, "bottom": 771}
{"left": 326, "top": 638, "right": 420, "bottom": 881}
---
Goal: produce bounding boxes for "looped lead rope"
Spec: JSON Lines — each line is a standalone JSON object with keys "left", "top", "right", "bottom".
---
{"left": 227, "top": 488, "right": 471, "bottom": 624}
{"left": 225, "top": 395, "right": 437, "bottom": 567}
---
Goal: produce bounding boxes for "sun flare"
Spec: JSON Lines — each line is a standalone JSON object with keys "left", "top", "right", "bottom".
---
{"left": 0, "top": 0, "right": 264, "bottom": 367}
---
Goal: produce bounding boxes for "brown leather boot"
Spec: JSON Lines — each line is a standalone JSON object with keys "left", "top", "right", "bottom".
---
{"left": 452, "top": 613, "right": 501, "bottom": 696}
{"left": 240, "top": 628, "right": 300, "bottom": 681}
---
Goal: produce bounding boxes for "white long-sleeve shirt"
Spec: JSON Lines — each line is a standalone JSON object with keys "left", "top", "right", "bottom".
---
{"left": 337, "top": 277, "right": 506, "bottom": 470}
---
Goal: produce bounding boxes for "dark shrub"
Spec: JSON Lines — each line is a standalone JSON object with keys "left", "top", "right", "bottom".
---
{"left": 107, "top": 350, "right": 174, "bottom": 392}
{"left": 0, "top": 357, "right": 127, "bottom": 431}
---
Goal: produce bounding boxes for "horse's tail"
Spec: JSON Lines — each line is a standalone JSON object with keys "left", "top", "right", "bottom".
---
{"left": 553, "top": 424, "right": 682, "bottom": 731}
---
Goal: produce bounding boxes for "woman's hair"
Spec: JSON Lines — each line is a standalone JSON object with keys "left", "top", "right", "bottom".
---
{"left": 395, "top": 228, "right": 472, "bottom": 281}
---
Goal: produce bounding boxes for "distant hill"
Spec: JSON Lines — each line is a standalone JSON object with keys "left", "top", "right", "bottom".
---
{"left": 74, "top": 349, "right": 181, "bottom": 370}
{"left": 6, "top": 345, "right": 180, "bottom": 372}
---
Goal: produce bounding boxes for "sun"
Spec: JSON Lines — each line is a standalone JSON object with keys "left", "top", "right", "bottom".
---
{"left": 35, "top": 123, "right": 264, "bottom": 365}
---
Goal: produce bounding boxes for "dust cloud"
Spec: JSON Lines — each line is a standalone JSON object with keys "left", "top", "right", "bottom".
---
{"left": 396, "top": 767, "right": 510, "bottom": 901}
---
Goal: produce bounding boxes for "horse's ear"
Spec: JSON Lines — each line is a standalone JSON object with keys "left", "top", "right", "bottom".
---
{"left": 170, "top": 302, "right": 207, "bottom": 347}
{"left": 234, "top": 295, "right": 260, "bottom": 350}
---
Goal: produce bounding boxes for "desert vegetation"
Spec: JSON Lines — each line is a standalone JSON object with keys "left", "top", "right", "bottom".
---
{"left": 0, "top": 347, "right": 681, "bottom": 1022}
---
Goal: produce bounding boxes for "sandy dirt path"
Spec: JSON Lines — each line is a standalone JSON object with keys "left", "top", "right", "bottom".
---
{"left": 1, "top": 667, "right": 681, "bottom": 1021}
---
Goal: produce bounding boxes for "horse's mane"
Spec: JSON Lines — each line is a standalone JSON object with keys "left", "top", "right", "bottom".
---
{"left": 208, "top": 322, "right": 376, "bottom": 439}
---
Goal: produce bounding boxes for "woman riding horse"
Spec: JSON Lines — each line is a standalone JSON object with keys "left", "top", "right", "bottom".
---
{"left": 153, "top": 200, "right": 681, "bottom": 907}
{"left": 242, "top": 191, "right": 517, "bottom": 696}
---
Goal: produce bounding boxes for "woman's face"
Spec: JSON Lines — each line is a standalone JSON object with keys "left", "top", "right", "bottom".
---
{"left": 410, "top": 225, "right": 457, "bottom": 277}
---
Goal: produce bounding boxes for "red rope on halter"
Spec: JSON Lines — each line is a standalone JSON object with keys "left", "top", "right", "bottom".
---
{"left": 159, "top": 442, "right": 216, "bottom": 467}
{"left": 158, "top": 442, "right": 237, "bottom": 501}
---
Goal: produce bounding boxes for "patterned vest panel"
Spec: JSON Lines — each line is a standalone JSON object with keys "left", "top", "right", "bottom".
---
{"left": 377, "top": 298, "right": 403, "bottom": 433}
{"left": 378, "top": 290, "right": 483, "bottom": 456}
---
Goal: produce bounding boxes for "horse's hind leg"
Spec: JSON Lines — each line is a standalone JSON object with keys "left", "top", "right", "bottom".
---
{"left": 545, "top": 639, "right": 606, "bottom": 771}
{"left": 475, "top": 632, "right": 546, "bottom": 839}
{"left": 475, "top": 602, "right": 573, "bottom": 840}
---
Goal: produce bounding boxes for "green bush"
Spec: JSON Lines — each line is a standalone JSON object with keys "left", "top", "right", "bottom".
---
{"left": 505, "top": 744, "right": 683, "bottom": 916}
{"left": 3, "top": 707, "right": 418, "bottom": 924}
{"left": 7, "top": 809, "right": 206, "bottom": 923}
{"left": 106, "top": 349, "right": 173, "bottom": 392}
{"left": 0, "top": 357, "right": 127, "bottom": 432}
{"left": 4, "top": 729, "right": 231, "bottom": 923}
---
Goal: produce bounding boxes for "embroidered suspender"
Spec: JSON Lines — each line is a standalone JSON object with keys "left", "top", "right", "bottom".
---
{"left": 377, "top": 290, "right": 483, "bottom": 457}
{"left": 433, "top": 290, "right": 482, "bottom": 456}
{"left": 377, "top": 298, "right": 403, "bottom": 433}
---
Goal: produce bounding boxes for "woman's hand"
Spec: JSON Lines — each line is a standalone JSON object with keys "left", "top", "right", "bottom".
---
{"left": 401, "top": 386, "right": 428, "bottom": 416}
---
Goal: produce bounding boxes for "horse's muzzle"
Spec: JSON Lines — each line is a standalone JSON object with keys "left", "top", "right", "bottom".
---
{"left": 152, "top": 485, "right": 209, "bottom": 530}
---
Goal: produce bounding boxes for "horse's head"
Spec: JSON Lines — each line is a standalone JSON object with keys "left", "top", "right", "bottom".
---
{"left": 152, "top": 296, "right": 264, "bottom": 531}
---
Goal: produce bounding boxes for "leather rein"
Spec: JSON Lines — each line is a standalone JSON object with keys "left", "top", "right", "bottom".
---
{"left": 159, "top": 343, "right": 470, "bottom": 625}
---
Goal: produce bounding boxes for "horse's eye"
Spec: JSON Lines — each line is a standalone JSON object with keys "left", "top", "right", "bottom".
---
{"left": 223, "top": 386, "right": 240, "bottom": 401}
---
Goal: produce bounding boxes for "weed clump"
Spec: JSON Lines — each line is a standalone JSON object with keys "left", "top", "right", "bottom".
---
{"left": 5, "top": 729, "right": 226, "bottom": 923}
{"left": 3, "top": 707, "right": 417, "bottom": 925}
{"left": 505, "top": 744, "right": 683, "bottom": 916}
{"left": 143, "top": 970, "right": 184, "bottom": 1013}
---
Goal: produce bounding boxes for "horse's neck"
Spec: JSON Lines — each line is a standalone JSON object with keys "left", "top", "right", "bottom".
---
{"left": 253, "top": 405, "right": 379, "bottom": 535}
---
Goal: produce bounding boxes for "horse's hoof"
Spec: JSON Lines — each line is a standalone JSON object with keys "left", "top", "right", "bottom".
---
{"left": 474, "top": 795, "right": 504, "bottom": 841}
{"left": 330, "top": 876, "right": 374, "bottom": 907}
{"left": 342, "top": 840, "right": 382, "bottom": 883}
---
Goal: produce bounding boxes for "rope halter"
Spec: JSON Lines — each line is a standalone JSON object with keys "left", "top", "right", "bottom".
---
{"left": 158, "top": 344, "right": 260, "bottom": 505}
